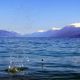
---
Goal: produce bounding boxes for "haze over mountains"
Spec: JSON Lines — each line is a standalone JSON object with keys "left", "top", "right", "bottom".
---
{"left": 0, "top": 23, "right": 80, "bottom": 37}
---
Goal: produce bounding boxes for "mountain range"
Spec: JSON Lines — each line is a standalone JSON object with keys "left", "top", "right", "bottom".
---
{"left": 25, "top": 23, "right": 80, "bottom": 38}
{"left": 1, "top": 23, "right": 80, "bottom": 38}
{"left": 0, "top": 30, "right": 20, "bottom": 37}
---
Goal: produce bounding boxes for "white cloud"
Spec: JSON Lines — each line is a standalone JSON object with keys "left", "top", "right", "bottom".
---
{"left": 70, "top": 23, "right": 80, "bottom": 27}
{"left": 37, "top": 30, "right": 45, "bottom": 32}
{"left": 37, "top": 27, "right": 62, "bottom": 33}
{"left": 52, "top": 27, "right": 61, "bottom": 30}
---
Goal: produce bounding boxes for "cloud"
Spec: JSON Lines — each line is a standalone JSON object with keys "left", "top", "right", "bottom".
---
{"left": 37, "top": 27, "right": 62, "bottom": 33}
{"left": 52, "top": 27, "right": 61, "bottom": 30}
{"left": 37, "top": 30, "right": 45, "bottom": 32}
{"left": 70, "top": 23, "right": 80, "bottom": 27}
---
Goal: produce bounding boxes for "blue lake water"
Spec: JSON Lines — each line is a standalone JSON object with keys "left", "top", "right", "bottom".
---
{"left": 0, "top": 37, "right": 80, "bottom": 79}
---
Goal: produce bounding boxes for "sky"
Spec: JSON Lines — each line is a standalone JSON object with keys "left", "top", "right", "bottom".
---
{"left": 0, "top": 0, "right": 80, "bottom": 34}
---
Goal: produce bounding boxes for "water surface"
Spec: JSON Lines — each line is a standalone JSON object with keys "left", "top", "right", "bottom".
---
{"left": 0, "top": 37, "right": 80, "bottom": 79}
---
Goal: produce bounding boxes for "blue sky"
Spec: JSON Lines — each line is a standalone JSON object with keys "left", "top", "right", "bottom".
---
{"left": 0, "top": 0, "right": 80, "bottom": 34}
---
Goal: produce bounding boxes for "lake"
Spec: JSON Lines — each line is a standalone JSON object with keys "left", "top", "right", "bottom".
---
{"left": 0, "top": 37, "right": 80, "bottom": 80}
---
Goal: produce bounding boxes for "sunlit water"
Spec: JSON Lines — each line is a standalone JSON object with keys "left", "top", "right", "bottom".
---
{"left": 0, "top": 37, "right": 80, "bottom": 79}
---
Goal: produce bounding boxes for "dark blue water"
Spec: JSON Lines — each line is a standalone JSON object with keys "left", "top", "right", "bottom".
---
{"left": 0, "top": 37, "right": 80, "bottom": 79}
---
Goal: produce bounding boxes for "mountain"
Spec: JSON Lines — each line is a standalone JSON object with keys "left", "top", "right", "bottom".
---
{"left": 0, "top": 30, "right": 21, "bottom": 37}
{"left": 25, "top": 24, "right": 80, "bottom": 38}
{"left": 1, "top": 23, "right": 80, "bottom": 38}
{"left": 25, "top": 30, "right": 57, "bottom": 37}
{"left": 55, "top": 26, "right": 80, "bottom": 37}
